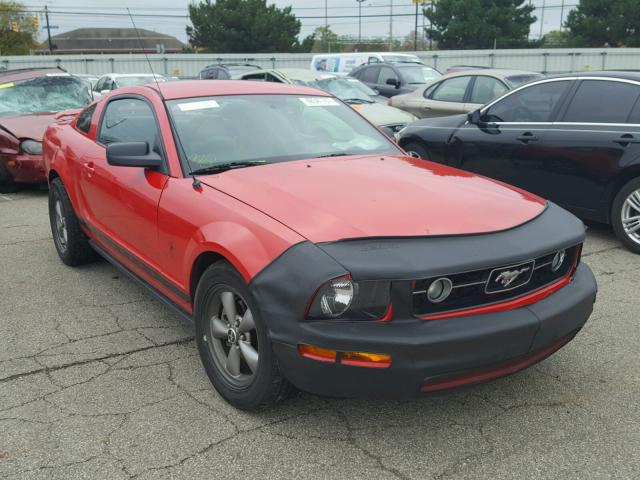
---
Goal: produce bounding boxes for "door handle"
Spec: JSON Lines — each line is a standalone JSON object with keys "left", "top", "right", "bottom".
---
{"left": 516, "top": 133, "right": 539, "bottom": 143}
{"left": 613, "top": 134, "right": 640, "bottom": 146}
{"left": 83, "top": 162, "right": 95, "bottom": 175}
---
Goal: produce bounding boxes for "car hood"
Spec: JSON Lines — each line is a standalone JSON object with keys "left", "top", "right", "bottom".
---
{"left": 201, "top": 155, "right": 546, "bottom": 244}
{"left": 0, "top": 113, "right": 57, "bottom": 140}
{"left": 352, "top": 103, "right": 416, "bottom": 127}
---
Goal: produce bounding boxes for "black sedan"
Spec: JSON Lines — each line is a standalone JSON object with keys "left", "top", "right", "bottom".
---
{"left": 397, "top": 71, "right": 640, "bottom": 254}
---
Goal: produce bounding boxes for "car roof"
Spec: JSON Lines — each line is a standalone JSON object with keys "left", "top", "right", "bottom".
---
{"left": 154, "top": 80, "right": 332, "bottom": 100}
{"left": 547, "top": 71, "right": 640, "bottom": 82}
{"left": 275, "top": 68, "right": 336, "bottom": 82}
{"left": 105, "top": 73, "right": 160, "bottom": 78}
{"left": 442, "top": 69, "right": 542, "bottom": 79}
{"left": 0, "top": 67, "right": 68, "bottom": 83}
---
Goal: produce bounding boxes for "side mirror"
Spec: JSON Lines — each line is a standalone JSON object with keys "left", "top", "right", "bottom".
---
{"left": 106, "top": 142, "right": 163, "bottom": 169}
{"left": 467, "top": 109, "right": 482, "bottom": 125}
{"left": 386, "top": 78, "right": 400, "bottom": 88}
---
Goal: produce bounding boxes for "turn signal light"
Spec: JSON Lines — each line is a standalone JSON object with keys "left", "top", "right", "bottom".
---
{"left": 298, "top": 344, "right": 337, "bottom": 363}
{"left": 298, "top": 344, "right": 391, "bottom": 368}
{"left": 340, "top": 351, "right": 392, "bottom": 368}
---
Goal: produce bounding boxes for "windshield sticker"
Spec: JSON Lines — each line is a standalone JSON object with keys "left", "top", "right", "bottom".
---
{"left": 177, "top": 100, "right": 220, "bottom": 111}
{"left": 299, "top": 97, "right": 339, "bottom": 107}
{"left": 0, "top": 82, "right": 14, "bottom": 89}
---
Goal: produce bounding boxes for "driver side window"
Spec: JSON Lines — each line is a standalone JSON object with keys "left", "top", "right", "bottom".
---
{"left": 98, "top": 98, "right": 161, "bottom": 154}
{"left": 485, "top": 80, "right": 571, "bottom": 123}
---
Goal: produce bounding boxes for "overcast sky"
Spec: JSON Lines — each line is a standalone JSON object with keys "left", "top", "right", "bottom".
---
{"left": 28, "top": 0, "right": 575, "bottom": 45}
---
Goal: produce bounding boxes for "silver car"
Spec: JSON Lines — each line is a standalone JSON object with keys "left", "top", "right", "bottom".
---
{"left": 389, "top": 69, "right": 543, "bottom": 119}
{"left": 238, "top": 68, "right": 417, "bottom": 134}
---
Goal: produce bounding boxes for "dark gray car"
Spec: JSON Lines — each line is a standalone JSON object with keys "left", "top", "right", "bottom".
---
{"left": 349, "top": 63, "right": 441, "bottom": 98}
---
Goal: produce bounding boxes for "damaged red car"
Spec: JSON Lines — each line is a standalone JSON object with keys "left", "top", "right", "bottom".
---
{"left": 44, "top": 81, "right": 597, "bottom": 409}
{"left": 0, "top": 68, "right": 92, "bottom": 191}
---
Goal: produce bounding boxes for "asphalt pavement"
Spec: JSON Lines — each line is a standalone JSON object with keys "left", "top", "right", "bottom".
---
{"left": 1, "top": 189, "right": 638, "bottom": 479}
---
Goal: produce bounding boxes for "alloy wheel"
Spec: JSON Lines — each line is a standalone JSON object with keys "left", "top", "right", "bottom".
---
{"left": 621, "top": 188, "right": 640, "bottom": 246}
{"left": 54, "top": 199, "right": 68, "bottom": 251}
{"left": 204, "top": 287, "right": 259, "bottom": 387}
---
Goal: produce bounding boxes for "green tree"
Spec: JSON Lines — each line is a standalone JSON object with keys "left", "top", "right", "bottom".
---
{"left": 309, "top": 26, "right": 345, "bottom": 53}
{"left": 187, "top": 0, "right": 302, "bottom": 53}
{"left": 425, "top": 0, "right": 536, "bottom": 49}
{"left": 565, "top": 0, "right": 640, "bottom": 47}
{"left": 540, "top": 30, "right": 572, "bottom": 48}
{"left": 0, "top": 1, "right": 38, "bottom": 55}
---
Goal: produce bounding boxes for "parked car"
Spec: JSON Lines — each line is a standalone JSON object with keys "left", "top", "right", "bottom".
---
{"left": 389, "top": 69, "right": 544, "bottom": 119}
{"left": 199, "top": 63, "right": 262, "bottom": 80}
{"left": 93, "top": 73, "right": 167, "bottom": 95}
{"left": 397, "top": 71, "right": 640, "bottom": 253}
{"left": 72, "top": 73, "right": 100, "bottom": 90}
{"left": 44, "top": 80, "right": 596, "bottom": 409}
{"left": 311, "top": 52, "right": 423, "bottom": 75}
{"left": 238, "top": 68, "right": 416, "bottom": 133}
{"left": 349, "top": 62, "right": 442, "bottom": 98}
{"left": 0, "top": 68, "right": 92, "bottom": 191}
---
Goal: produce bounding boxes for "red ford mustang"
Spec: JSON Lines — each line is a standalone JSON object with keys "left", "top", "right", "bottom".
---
{"left": 44, "top": 80, "right": 597, "bottom": 409}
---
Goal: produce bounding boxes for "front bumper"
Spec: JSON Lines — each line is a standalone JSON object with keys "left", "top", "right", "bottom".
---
{"left": 0, "top": 153, "right": 46, "bottom": 184}
{"left": 270, "top": 263, "right": 596, "bottom": 398}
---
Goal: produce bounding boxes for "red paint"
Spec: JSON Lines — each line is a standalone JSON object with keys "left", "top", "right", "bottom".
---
{"left": 155, "top": 80, "right": 330, "bottom": 100}
{"left": 202, "top": 155, "right": 545, "bottom": 243}
{"left": 420, "top": 331, "right": 575, "bottom": 393}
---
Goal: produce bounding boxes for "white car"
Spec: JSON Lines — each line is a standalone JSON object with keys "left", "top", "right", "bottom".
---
{"left": 310, "top": 52, "right": 422, "bottom": 76}
{"left": 93, "top": 73, "right": 167, "bottom": 95}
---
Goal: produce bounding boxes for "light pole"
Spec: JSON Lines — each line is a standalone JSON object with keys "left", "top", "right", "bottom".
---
{"left": 357, "top": 0, "right": 366, "bottom": 46}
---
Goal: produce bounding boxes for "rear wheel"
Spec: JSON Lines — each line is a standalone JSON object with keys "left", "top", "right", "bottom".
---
{"left": 612, "top": 177, "right": 640, "bottom": 254}
{"left": 48, "top": 178, "right": 97, "bottom": 265}
{"left": 194, "top": 262, "right": 293, "bottom": 409}
{"left": 402, "top": 141, "right": 430, "bottom": 160}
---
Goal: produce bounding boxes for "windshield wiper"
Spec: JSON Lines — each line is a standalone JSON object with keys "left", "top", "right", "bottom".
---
{"left": 189, "top": 160, "right": 266, "bottom": 175}
{"left": 342, "top": 98, "right": 374, "bottom": 104}
{"left": 316, "top": 153, "right": 350, "bottom": 158}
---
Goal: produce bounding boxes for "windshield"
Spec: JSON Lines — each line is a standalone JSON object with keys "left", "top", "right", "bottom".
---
{"left": 116, "top": 76, "right": 160, "bottom": 87}
{"left": 0, "top": 76, "right": 92, "bottom": 116}
{"left": 309, "top": 77, "right": 376, "bottom": 103}
{"left": 167, "top": 94, "right": 400, "bottom": 171}
{"left": 505, "top": 74, "right": 545, "bottom": 88}
{"left": 397, "top": 65, "right": 442, "bottom": 84}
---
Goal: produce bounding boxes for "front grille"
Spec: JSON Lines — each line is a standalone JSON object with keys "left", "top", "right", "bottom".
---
{"left": 413, "top": 245, "right": 581, "bottom": 318}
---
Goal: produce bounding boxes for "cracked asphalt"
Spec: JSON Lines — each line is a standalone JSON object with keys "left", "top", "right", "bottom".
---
{"left": 1, "top": 189, "right": 639, "bottom": 480}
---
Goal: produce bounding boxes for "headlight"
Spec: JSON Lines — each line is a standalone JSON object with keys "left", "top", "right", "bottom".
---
{"left": 306, "top": 275, "right": 391, "bottom": 320}
{"left": 20, "top": 140, "right": 43, "bottom": 155}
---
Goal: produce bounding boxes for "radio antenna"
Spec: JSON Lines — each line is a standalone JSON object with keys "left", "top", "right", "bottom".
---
{"left": 126, "top": 8, "right": 201, "bottom": 189}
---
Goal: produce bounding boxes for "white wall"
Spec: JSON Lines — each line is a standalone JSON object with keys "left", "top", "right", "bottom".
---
{"left": 2, "top": 48, "right": 640, "bottom": 77}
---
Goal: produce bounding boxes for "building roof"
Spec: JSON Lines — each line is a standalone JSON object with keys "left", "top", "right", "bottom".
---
{"left": 40, "top": 28, "right": 184, "bottom": 54}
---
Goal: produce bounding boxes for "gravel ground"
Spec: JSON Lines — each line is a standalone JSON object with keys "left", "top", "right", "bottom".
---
{"left": 1, "top": 189, "right": 638, "bottom": 480}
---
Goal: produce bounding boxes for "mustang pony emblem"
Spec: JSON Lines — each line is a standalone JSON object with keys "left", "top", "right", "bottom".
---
{"left": 495, "top": 267, "right": 531, "bottom": 288}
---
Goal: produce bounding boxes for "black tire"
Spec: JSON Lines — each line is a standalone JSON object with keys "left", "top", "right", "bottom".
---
{"left": 48, "top": 177, "right": 97, "bottom": 266}
{"left": 611, "top": 177, "right": 640, "bottom": 254}
{"left": 402, "top": 141, "right": 431, "bottom": 160}
{"left": 194, "top": 261, "right": 293, "bottom": 410}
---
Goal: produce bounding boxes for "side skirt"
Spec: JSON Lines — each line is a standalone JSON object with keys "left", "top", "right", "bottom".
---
{"left": 89, "top": 240, "right": 194, "bottom": 324}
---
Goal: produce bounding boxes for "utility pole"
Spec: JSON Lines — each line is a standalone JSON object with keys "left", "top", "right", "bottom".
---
{"left": 45, "top": 5, "right": 53, "bottom": 53}
{"left": 560, "top": 0, "right": 565, "bottom": 31}
{"left": 414, "top": 1, "right": 419, "bottom": 50}
{"left": 539, "top": 0, "right": 546, "bottom": 39}
{"left": 357, "top": 0, "right": 366, "bottom": 46}
{"left": 388, "top": 0, "right": 393, "bottom": 52}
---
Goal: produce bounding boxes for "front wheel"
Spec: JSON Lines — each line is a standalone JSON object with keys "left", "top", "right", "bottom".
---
{"left": 402, "top": 141, "right": 430, "bottom": 160}
{"left": 194, "top": 262, "right": 293, "bottom": 409}
{"left": 612, "top": 177, "right": 640, "bottom": 254}
{"left": 48, "top": 178, "right": 97, "bottom": 265}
